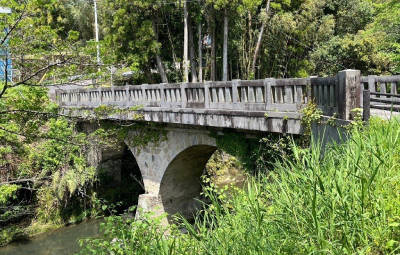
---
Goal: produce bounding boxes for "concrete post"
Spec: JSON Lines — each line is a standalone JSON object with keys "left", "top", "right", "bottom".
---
{"left": 126, "top": 86, "right": 130, "bottom": 107}
{"left": 142, "top": 84, "right": 148, "bottom": 107}
{"left": 265, "top": 78, "right": 273, "bottom": 110}
{"left": 338, "top": 70, "right": 361, "bottom": 120}
{"left": 160, "top": 83, "right": 166, "bottom": 108}
{"left": 98, "top": 86, "right": 102, "bottom": 105}
{"left": 55, "top": 89, "right": 60, "bottom": 106}
{"left": 232, "top": 79, "right": 240, "bottom": 110}
{"left": 204, "top": 82, "right": 210, "bottom": 109}
{"left": 181, "top": 82, "right": 188, "bottom": 108}
{"left": 306, "top": 76, "right": 314, "bottom": 104}
{"left": 363, "top": 90, "right": 370, "bottom": 122}
{"left": 368, "top": 75, "right": 376, "bottom": 92}
{"left": 111, "top": 86, "right": 115, "bottom": 105}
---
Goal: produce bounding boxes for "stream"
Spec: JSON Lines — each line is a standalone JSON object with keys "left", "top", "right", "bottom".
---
{"left": 0, "top": 218, "right": 103, "bottom": 255}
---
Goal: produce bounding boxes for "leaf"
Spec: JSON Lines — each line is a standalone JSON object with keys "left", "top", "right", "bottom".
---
{"left": 386, "top": 239, "right": 397, "bottom": 249}
{"left": 317, "top": 175, "right": 325, "bottom": 193}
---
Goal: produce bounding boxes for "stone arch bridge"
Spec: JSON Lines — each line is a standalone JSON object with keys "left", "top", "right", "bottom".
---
{"left": 57, "top": 70, "right": 400, "bottom": 219}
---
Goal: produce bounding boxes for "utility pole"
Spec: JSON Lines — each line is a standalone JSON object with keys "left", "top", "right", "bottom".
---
{"left": 183, "top": 0, "right": 189, "bottom": 82}
{"left": 94, "top": 0, "right": 101, "bottom": 72}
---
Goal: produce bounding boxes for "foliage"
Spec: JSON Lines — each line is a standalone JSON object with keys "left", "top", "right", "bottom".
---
{"left": 300, "top": 99, "right": 323, "bottom": 146}
{"left": 310, "top": 31, "right": 392, "bottom": 75}
{"left": 0, "top": 184, "right": 20, "bottom": 206}
{"left": 120, "top": 123, "right": 167, "bottom": 153}
{"left": 80, "top": 117, "right": 400, "bottom": 254}
{"left": 368, "top": 0, "right": 400, "bottom": 74}
{"left": 78, "top": 208, "right": 176, "bottom": 255}
{"left": 210, "top": 130, "right": 295, "bottom": 174}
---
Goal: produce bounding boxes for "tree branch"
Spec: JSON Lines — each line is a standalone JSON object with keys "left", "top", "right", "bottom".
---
{"left": 0, "top": 109, "right": 84, "bottom": 120}
{"left": 8, "top": 58, "right": 72, "bottom": 89}
{"left": 0, "top": 126, "right": 82, "bottom": 145}
{"left": 0, "top": 177, "right": 51, "bottom": 185}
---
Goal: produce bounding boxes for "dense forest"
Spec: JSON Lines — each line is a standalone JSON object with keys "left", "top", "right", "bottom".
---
{"left": 49, "top": 0, "right": 400, "bottom": 83}
{"left": 1, "top": 0, "right": 400, "bottom": 252}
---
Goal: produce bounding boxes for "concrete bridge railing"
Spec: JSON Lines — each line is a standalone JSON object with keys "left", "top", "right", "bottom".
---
{"left": 57, "top": 70, "right": 363, "bottom": 121}
{"left": 361, "top": 75, "right": 400, "bottom": 121}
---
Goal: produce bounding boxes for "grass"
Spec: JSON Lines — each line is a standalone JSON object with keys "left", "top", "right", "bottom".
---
{"left": 79, "top": 117, "right": 400, "bottom": 254}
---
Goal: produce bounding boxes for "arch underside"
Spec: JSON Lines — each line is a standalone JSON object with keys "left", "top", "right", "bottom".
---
{"left": 160, "top": 145, "right": 217, "bottom": 220}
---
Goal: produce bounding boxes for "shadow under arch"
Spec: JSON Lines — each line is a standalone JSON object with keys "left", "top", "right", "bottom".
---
{"left": 97, "top": 141, "right": 145, "bottom": 214}
{"left": 159, "top": 144, "right": 217, "bottom": 222}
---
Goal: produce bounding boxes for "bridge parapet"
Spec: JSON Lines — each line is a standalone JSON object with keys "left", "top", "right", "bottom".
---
{"left": 57, "top": 75, "right": 350, "bottom": 115}
{"left": 57, "top": 70, "right": 368, "bottom": 134}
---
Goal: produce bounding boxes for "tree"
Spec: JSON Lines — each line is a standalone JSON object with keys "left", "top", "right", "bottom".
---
{"left": 251, "top": 0, "right": 270, "bottom": 79}
{"left": 100, "top": 0, "right": 171, "bottom": 84}
{"left": 0, "top": 0, "right": 98, "bottom": 235}
{"left": 206, "top": 0, "right": 238, "bottom": 81}
{"left": 367, "top": 0, "right": 400, "bottom": 74}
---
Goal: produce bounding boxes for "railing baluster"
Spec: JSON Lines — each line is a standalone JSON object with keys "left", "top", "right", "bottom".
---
{"left": 256, "top": 86, "right": 263, "bottom": 103}
{"left": 391, "top": 82, "right": 397, "bottom": 95}
{"left": 296, "top": 86, "right": 303, "bottom": 109}
{"left": 285, "top": 86, "right": 293, "bottom": 104}
{"left": 248, "top": 87, "right": 255, "bottom": 103}
{"left": 218, "top": 87, "right": 225, "bottom": 102}
{"left": 199, "top": 88, "right": 205, "bottom": 102}
{"left": 380, "top": 82, "right": 387, "bottom": 98}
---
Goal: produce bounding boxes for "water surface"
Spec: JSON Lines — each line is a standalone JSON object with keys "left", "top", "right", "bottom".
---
{"left": 0, "top": 219, "right": 103, "bottom": 255}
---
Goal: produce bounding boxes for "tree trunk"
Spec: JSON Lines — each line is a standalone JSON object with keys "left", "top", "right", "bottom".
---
{"left": 251, "top": 0, "right": 271, "bottom": 78}
{"left": 211, "top": 24, "right": 216, "bottom": 81}
{"left": 163, "top": 8, "right": 180, "bottom": 78}
{"left": 198, "top": 22, "right": 202, "bottom": 82}
{"left": 183, "top": 0, "right": 189, "bottom": 82}
{"left": 222, "top": 7, "right": 229, "bottom": 81}
{"left": 152, "top": 16, "right": 168, "bottom": 83}
{"left": 156, "top": 55, "right": 168, "bottom": 83}
{"left": 188, "top": 14, "right": 198, "bottom": 83}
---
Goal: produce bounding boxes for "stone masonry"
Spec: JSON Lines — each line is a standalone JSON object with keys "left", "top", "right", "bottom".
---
{"left": 125, "top": 128, "right": 217, "bottom": 221}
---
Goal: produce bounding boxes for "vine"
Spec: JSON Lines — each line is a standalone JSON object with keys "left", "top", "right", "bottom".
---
{"left": 92, "top": 105, "right": 144, "bottom": 120}
{"left": 300, "top": 100, "right": 323, "bottom": 147}
{"left": 117, "top": 123, "right": 168, "bottom": 154}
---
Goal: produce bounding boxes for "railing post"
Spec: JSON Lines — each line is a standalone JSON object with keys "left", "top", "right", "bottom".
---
{"left": 232, "top": 79, "right": 240, "bottom": 110}
{"left": 181, "top": 82, "right": 188, "bottom": 108}
{"left": 160, "top": 83, "right": 166, "bottom": 107}
{"left": 363, "top": 90, "right": 370, "bottom": 122}
{"left": 142, "top": 84, "right": 148, "bottom": 107}
{"left": 55, "top": 89, "right": 61, "bottom": 106}
{"left": 126, "top": 85, "right": 130, "bottom": 107}
{"left": 368, "top": 75, "right": 376, "bottom": 92}
{"left": 111, "top": 86, "right": 115, "bottom": 105}
{"left": 265, "top": 78, "right": 273, "bottom": 110}
{"left": 306, "top": 76, "right": 312, "bottom": 103}
{"left": 98, "top": 86, "right": 102, "bottom": 105}
{"left": 204, "top": 82, "right": 210, "bottom": 109}
{"left": 338, "top": 69, "right": 361, "bottom": 120}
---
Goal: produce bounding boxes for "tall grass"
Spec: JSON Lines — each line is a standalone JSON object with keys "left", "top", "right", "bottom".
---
{"left": 79, "top": 117, "right": 400, "bottom": 254}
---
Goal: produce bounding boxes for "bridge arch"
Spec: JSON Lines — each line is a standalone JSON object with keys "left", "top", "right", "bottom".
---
{"left": 160, "top": 144, "right": 217, "bottom": 220}
{"left": 87, "top": 140, "right": 145, "bottom": 213}
{"left": 125, "top": 128, "right": 217, "bottom": 221}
